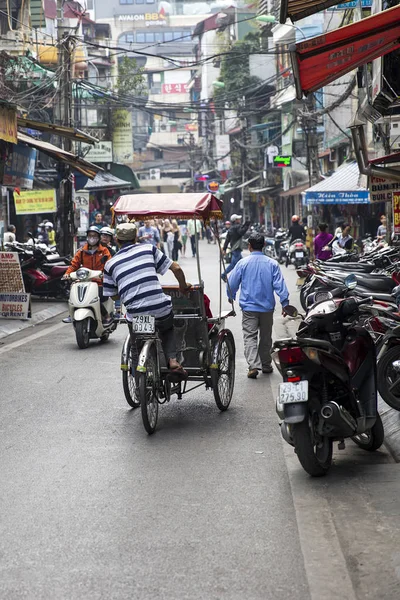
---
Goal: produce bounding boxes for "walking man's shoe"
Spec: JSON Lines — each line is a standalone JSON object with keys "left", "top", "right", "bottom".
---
{"left": 262, "top": 365, "right": 273, "bottom": 374}
{"left": 62, "top": 315, "right": 72, "bottom": 323}
{"left": 247, "top": 368, "right": 259, "bottom": 379}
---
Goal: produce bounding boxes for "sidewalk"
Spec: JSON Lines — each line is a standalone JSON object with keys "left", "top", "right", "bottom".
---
{"left": 0, "top": 298, "right": 67, "bottom": 340}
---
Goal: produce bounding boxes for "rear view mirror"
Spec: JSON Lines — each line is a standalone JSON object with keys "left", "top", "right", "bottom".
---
{"left": 284, "top": 305, "right": 298, "bottom": 318}
{"left": 344, "top": 274, "right": 357, "bottom": 290}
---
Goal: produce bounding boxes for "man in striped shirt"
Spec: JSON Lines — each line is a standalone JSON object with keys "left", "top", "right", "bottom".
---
{"left": 103, "top": 223, "right": 190, "bottom": 374}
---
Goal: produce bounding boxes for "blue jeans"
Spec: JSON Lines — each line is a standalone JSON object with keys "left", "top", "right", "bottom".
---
{"left": 223, "top": 249, "right": 242, "bottom": 277}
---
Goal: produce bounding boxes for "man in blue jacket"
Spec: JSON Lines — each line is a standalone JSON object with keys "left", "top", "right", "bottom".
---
{"left": 228, "top": 232, "right": 290, "bottom": 379}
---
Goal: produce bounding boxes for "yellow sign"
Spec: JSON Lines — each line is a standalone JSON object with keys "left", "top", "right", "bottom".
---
{"left": 112, "top": 109, "right": 133, "bottom": 164}
{"left": 0, "top": 104, "right": 17, "bottom": 144}
{"left": 14, "top": 189, "right": 57, "bottom": 215}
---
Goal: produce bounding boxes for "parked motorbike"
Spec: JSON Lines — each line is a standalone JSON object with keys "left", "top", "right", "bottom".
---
{"left": 274, "top": 228, "right": 289, "bottom": 264}
{"left": 273, "top": 276, "right": 384, "bottom": 477}
{"left": 287, "top": 238, "right": 307, "bottom": 268}
{"left": 68, "top": 267, "right": 118, "bottom": 349}
{"left": 19, "top": 246, "right": 69, "bottom": 299}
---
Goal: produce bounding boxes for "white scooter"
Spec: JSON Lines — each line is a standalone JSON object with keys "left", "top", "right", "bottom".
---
{"left": 68, "top": 267, "right": 118, "bottom": 349}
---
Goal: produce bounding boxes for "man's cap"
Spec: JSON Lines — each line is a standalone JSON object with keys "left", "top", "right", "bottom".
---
{"left": 116, "top": 223, "right": 137, "bottom": 241}
{"left": 230, "top": 214, "right": 242, "bottom": 222}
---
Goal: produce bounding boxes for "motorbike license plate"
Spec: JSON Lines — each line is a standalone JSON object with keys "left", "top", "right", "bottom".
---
{"left": 279, "top": 381, "right": 308, "bottom": 403}
{"left": 131, "top": 315, "right": 155, "bottom": 333}
{"left": 295, "top": 252, "right": 304, "bottom": 258}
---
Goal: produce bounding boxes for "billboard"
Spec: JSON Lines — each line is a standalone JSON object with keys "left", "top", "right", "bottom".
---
{"left": 14, "top": 189, "right": 56, "bottom": 215}
{"left": 112, "top": 110, "right": 133, "bottom": 164}
{"left": 3, "top": 145, "right": 37, "bottom": 189}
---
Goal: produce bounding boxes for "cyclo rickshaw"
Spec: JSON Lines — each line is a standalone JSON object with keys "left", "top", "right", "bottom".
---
{"left": 112, "top": 193, "right": 236, "bottom": 434}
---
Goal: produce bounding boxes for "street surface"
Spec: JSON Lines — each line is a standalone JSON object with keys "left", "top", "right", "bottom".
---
{"left": 1, "top": 241, "right": 400, "bottom": 599}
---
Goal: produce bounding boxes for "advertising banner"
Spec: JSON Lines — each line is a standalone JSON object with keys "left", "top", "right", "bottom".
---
{"left": 112, "top": 110, "right": 133, "bottom": 164}
{"left": 0, "top": 104, "right": 17, "bottom": 144}
{"left": 14, "top": 189, "right": 56, "bottom": 215}
{"left": 3, "top": 145, "right": 37, "bottom": 189}
{"left": 393, "top": 193, "right": 400, "bottom": 235}
{"left": 80, "top": 141, "right": 113, "bottom": 163}
{"left": 162, "top": 83, "right": 189, "bottom": 94}
{"left": 369, "top": 174, "right": 400, "bottom": 203}
{"left": 74, "top": 190, "right": 90, "bottom": 235}
{"left": 0, "top": 252, "right": 29, "bottom": 319}
{"left": 0, "top": 292, "right": 30, "bottom": 319}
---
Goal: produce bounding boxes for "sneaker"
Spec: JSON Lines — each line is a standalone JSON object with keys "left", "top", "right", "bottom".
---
{"left": 262, "top": 365, "right": 273, "bottom": 374}
{"left": 62, "top": 316, "right": 72, "bottom": 323}
{"left": 247, "top": 368, "right": 259, "bottom": 379}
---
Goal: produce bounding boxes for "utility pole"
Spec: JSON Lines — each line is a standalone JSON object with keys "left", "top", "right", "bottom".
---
{"left": 303, "top": 93, "right": 320, "bottom": 257}
{"left": 56, "top": 0, "right": 76, "bottom": 256}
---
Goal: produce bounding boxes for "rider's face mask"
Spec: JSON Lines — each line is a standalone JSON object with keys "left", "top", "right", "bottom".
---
{"left": 88, "top": 236, "right": 99, "bottom": 246}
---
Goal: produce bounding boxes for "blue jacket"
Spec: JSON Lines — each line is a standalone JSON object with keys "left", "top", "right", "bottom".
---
{"left": 227, "top": 251, "right": 289, "bottom": 312}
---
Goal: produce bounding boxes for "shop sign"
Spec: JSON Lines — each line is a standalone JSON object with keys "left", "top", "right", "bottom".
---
{"left": 0, "top": 104, "right": 17, "bottom": 144}
{"left": 185, "top": 123, "right": 198, "bottom": 132}
{"left": 0, "top": 292, "right": 30, "bottom": 319}
{"left": 328, "top": 0, "right": 371, "bottom": 8}
{"left": 112, "top": 109, "right": 133, "bottom": 164}
{"left": 215, "top": 134, "right": 232, "bottom": 171}
{"left": 74, "top": 190, "right": 89, "bottom": 235}
{"left": 162, "top": 83, "right": 189, "bottom": 94}
{"left": 3, "top": 145, "right": 37, "bottom": 189}
{"left": 306, "top": 190, "right": 370, "bottom": 204}
{"left": 81, "top": 141, "right": 113, "bottom": 163}
{"left": 369, "top": 174, "right": 400, "bottom": 203}
{"left": 14, "top": 189, "right": 56, "bottom": 215}
{"left": 118, "top": 11, "right": 167, "bottom": 26}
{"left": 273, "top": 155, "right": 292, "bottom": 168}
{"left": 0, "top": 251, "right": 29, "bottom": 319}
{"left": 393, "top": 193, "right": 400, "bottom": 235}
{"left": 207, "top": 181, "right": 219, "bottom": 193}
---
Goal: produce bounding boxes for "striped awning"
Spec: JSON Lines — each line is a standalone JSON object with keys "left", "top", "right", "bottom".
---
{"left": 305, "top": 162, "right": 369, "bottom": 204}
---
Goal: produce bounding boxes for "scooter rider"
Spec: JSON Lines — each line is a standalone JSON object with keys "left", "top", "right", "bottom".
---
{"left": 62, "top": 226, "right": 112, "bottom": 323}
{"left": 100, "top": 226, "right": 117, "bottom": 256}
{"left": 288, "top": 215, "right": 306, "bottom": 243}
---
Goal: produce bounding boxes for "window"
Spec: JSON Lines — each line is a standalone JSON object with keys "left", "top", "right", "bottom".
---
{"left": 136, "top": 32, "right": 145, "bottom": 43}
{"left": 86, "top": 0, "right": 93, "bottom": 8}
{"left": 155, "top": 32, "right": 163, "bottom": 42}
{"left": 145, "top": 32, "right": 155, "bottom": 42}
{"left": 154, "top": 149, "right": 163, "bottom": 159}
{"left": 146, "top": 0, "right": 155, "bottom": 3}
{"left": 164, "top": 32, "right": 173, "bottom": 41}
{"left": 119, "top": 0, "right": 133, "bottom": 4}
{"left": 120, "top": 33, "right": 134, "bottom": 43}
{"left": 136, "top": 0, "right": 144, "bottom": 3}
{"left": 173, "top": 31, "right": 182, "bottom": 40}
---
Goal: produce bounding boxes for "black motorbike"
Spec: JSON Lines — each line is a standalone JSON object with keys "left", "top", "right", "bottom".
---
{"left": 273, "top": 278, "right": 384, "bottom": 477}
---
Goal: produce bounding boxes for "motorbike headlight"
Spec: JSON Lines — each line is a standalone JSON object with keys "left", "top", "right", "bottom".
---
{"left": 76, "top": 268, "right": 90, "bottom": 281}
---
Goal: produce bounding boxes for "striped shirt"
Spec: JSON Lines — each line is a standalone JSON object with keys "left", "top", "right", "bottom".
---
{"left": 103, "top": 242, "right": 173, "bottom": 321}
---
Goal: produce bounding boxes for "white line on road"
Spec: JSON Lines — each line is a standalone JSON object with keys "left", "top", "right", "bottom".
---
{"left": 0, "top": 322, "right": 65, "bottom": 355}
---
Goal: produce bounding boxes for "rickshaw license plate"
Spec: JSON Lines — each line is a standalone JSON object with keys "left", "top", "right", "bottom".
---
{"left": 131, "top": 315, "right": 155, "bottom": 333}
{"left": 279, "top": 381, "right": 308, "bottom": 403}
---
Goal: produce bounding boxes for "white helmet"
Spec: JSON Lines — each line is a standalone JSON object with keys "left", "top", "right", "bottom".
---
{"left": 45, "top": 221, "right": 53, "bottom": 228}
{"left": 100, "top": 226, "right": 114, "bottom": 237}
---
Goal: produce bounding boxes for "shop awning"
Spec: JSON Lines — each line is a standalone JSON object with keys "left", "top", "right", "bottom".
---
{"left": 305, "top": 162, "right": 370, "bottom": 204}
{"left": 17, "top": 132, "right": 102, "bottom": 179}
{"left": 291, "top": 4, "right": 400, "bottom": 98}
{"left": 17, "top": 118, "right": 97, "bottom": 144}
{"left": 80, "top": 172, "right": 133, "bottom": 191}
{"left": 280, "top": 0, "right": 353, "bottom": 23}
{"left": 280, "top": 183, "right": 310, "bottom": 197}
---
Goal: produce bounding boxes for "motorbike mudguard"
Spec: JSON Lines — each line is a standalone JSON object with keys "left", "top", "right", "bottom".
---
{"left": 283, "top": 402, "right": 307, "bottom": 424}
{"left": 73, "top": 308, "right": 95, "bottom": 322}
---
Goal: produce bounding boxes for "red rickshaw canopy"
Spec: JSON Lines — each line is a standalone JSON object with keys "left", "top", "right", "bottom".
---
{"left": 112, "top": 193, "right": 223, "bottom": 223}
{"left": 292, "top": 4, "right": 400, "bottom": 98}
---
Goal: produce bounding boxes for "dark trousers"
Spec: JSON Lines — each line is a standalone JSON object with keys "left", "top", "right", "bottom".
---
{"left": 190, "top": 234, "right": 197, "bottom": 257}
{"left": 128, "top": 311, "right": 177, "bottom": 370}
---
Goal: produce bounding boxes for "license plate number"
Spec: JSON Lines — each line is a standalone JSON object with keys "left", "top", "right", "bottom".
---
{"left": 131, "top": 315, "right": 155, "bottom": 333}
{"left": 295, "top": 252, "right": 304, "bottom": 258}
{"left": 279, "top": 381, "right": 308, "bottom": 403}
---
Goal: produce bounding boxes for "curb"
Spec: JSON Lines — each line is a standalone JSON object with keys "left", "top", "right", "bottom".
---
{"left": 378, "top": 397, "right": 400, "bottom": 462}
{"left": 0, "top": 303, "right": 68, "bottom": 340}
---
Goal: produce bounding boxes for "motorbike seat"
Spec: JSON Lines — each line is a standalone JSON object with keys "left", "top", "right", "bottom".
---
{"left": 50, "top": 265, "right": 68, "bottom": 278}
{"left": 354, "top": 274, "right": 395, "bottom": 292}
{"left": 320, "top": 262, "right": 375, "bottom": 273}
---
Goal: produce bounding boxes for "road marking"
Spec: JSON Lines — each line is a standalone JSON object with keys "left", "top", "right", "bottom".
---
{"left": 0, "top": 322, "right": 65, "bottom": 355}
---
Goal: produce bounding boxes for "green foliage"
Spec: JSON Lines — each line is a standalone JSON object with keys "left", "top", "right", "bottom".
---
{"left": 214, "top": 32, "right": 261, "bottom": 108}
{"left": 117, "top": 56, "right": 146, "bottom": 96}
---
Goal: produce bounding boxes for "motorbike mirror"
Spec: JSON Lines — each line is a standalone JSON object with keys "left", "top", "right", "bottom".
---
{"left": 284, "top": 305, "right": 298, "bottom": 318}
{"left": 344, "top": 274, "right": 357, "bottom": 290}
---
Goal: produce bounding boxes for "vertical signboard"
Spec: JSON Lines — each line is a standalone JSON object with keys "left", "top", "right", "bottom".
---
{"left": 3, "top": 145, "right": 37, "bottom": 189}
{"left": 393, "top": 193, "right": 400, "bottom": 235}
{"left": 0, "top": 251, "right": 30, "bottom": 319}
{"left": 112, "top": 110, "right": 133, "bottom": 164}
{"left": 0, "top": 104, "right": 17, "bottom": 144}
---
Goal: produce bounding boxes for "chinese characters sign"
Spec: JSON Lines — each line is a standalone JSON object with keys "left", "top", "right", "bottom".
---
{"left": 162, "top": 84, "right": 189, "bottom": 94}
{"left": 3, "top": 145, "right": 37, "bottom": 189}
{"left": 393, "top": 193, "right": 400, "bottom": 235}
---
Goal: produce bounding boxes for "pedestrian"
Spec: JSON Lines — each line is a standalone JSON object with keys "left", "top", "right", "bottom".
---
{"left": 44, "top": 221, "right": 56, "bottom": 246}
{"left": 221, "top": 214, "right": 250, "bottom": 281}
{"left": 91, "top": 212, "right": 107, "bottom": 230}
{"left": 171, "top": 220, "right": 182, "bottom": 261}
{"left": 179, "top": 221, "right": 188, "bottom": 257}
{"left": 3, "top": 224, "right": 16, "bottom": 244}
{"left": 314, "top": 223, "right": 333, "bottom": 260}
{"left": 37, "top": 223, "right": 49, "bottom": 245}
{"left": 138, "top": 219, "right": 160, "bottom": 247}
{"left": 162, "top": 219, "right": 174, "bottom": 259}
{"left": 377, "top": 215, "right": 387, "bottom": 240}
{"left": 227, "top": 232, "right": 290, "bottom": 379}
{"left": 187, "top": 218, "right": 200, "bottom": 257}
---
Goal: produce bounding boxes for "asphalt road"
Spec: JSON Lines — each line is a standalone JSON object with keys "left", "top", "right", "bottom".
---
{"left": 1, "top": 241, "right": 400, "bottom": 600}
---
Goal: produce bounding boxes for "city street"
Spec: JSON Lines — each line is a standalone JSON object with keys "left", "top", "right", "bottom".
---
{"left": 1, "top": 240, "right": 400, "bottom": 600}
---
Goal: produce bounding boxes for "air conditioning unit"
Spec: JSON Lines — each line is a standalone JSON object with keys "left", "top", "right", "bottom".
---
{"left": 149, "top": 168, "right": 161, "bottom": 180}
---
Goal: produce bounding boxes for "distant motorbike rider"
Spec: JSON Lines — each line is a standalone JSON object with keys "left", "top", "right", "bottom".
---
{"left": 288, "top": 215, "right": 306, "bottom": 243}
{"left": 222, "top": 214, "right": 251, "bottom": 281}
{"left": 62, "top": 226, "right": 112, "bottom": 324}
{"left": 100, "top": 226, "right": 117, "bottom": 256}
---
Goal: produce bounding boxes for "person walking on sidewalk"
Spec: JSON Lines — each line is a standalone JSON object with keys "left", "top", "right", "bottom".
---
{"left": 221, "top": 214, "right": 250, "bottom": 281}
{"left": 227, "top": 232, "right": 290, "bottom": 379}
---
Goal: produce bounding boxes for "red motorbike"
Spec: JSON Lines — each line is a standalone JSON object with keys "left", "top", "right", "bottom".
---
{"left": 21, "top": 247, "right": 69, "bottom": 299}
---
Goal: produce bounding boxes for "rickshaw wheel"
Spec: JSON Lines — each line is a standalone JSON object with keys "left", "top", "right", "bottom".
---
{"left": 122, "top": 337, "right": 140, "bottom": 409}
{"left": 211, "top": 331, "right": 235, "bottom": 411}
{"left": 139, "top": 344, "right": 159, "bottom": 434}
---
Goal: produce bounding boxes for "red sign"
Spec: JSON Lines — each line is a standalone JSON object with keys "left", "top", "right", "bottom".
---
{"left": 393, "top": 193, "right": 400, "bottom": 235}
{"left": 162, "top": 83, "right": 189, "bottom": 94}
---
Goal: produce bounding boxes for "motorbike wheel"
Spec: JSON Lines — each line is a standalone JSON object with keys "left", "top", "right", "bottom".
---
{"left": 351, "top": 414, "right": 384, "bottom": 451}
{"left": 139, "top": 344, "right": 159, "bottom": 434}
{"left": 292, "top": 417, "right": 333, "bottom": 477}
{"left": 75, "top": 318, "right": 90, "bottom": 349}
{"left": 377, "top": 346, "right": 400, "bottom": 410}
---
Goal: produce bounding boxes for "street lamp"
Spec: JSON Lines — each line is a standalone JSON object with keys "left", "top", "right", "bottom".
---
{"left": 255, "top": 15, "right": 307, "bottom": 39}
